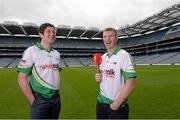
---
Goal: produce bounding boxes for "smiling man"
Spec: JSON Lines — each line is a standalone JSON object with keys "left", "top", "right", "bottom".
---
{"left": 95, "top": 27, "right": 137, "bottom": 119}
{"left": 16, "top": 23, "right": 61, "bottom": 119}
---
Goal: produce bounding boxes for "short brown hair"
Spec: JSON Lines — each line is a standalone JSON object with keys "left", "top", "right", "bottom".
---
{"left": 103, "top": 27, "right": 117, "bottom": 36}
{"left": 39, "top": 23, "right": 55, "bottom": 34}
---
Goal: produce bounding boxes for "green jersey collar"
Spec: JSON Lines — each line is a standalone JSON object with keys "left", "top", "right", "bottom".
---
{"left": 106, "top": 47, "right": 121, "bottom": 58}
{"left": 36, "top": 42, "right": 53, "bottom": 52}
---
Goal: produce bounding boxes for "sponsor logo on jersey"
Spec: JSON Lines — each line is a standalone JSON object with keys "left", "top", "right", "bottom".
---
{"left": 101, "top": 69, "right": 115, "bottom": 78}
{"left": 105, "top": 60, "right": 117, "bottom": 65}
{"left": 39, "top": 64, "right": 59, "bottom": 71}
{"left": 47, "top": 55, "right": 53, "bottom": 57}
{"left": 110, "top": 62, "right": 117, "bottom": 64}
{"left": 20, "top": 59, "right": 26, "bottom": 64}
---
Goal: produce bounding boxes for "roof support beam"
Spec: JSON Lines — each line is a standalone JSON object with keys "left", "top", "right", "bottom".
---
{"left": 90, "top": 31, "right": 101, "bottom": 39}
{"left": 0, "top": 24, "right": 12, "bottom": 35}
{"left": 20, "top": 25, "right": 27, "bottom": 36}
{"left": 79, "top": 29, "right": 87, "bottom": 38}
{"left": 66, "top": 28, "right": 72, "bottom": 37}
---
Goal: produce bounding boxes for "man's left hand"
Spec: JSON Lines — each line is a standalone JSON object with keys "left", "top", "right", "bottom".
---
{"left": 110, "top": 102, "right": 119, "bottom": 110}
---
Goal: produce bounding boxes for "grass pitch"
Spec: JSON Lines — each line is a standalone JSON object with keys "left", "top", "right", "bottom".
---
{"left": 0, "top": 65, "right": 180, "bottom": 119}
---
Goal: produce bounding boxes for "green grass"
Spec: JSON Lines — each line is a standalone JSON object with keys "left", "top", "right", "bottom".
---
{"left": 130, "top": 65, "right": 180, "bottom": 119}
{"left": 0, "top": 65, "right": 180, "bottom": 119}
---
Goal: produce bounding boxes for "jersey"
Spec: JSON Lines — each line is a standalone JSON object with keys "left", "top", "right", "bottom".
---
{"left": 16, "top": 42, "right": 61, "bottom": 98}
{"left": 97, "top": 47, "right": 137, "bottom": 106}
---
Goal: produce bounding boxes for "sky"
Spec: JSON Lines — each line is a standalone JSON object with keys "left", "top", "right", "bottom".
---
{"left": 0, "top": 0, "right": 179, "bottom": 30}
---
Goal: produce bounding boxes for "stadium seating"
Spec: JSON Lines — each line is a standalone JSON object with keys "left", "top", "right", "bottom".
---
{"left": 1, "top": 25, "right": 180, "bottom": 67}
{"left": 1, "top": 12, "right": 180, "bottom": 67}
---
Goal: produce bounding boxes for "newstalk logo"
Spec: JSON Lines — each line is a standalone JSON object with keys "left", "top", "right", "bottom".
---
{"left": 101, "top": 69, "right": 115, "bottom": 78}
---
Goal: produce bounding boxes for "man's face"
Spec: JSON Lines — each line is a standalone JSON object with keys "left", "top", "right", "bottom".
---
{"left": 103, "top": 31, "right": 118, "bottom": 50}
{"left": 39, "top": 26, "right": 56, "bottom": 44}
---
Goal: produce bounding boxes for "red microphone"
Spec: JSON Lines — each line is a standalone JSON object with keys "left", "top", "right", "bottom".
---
{"left": 93, "top": 53, "right": 102, "bottom": 73}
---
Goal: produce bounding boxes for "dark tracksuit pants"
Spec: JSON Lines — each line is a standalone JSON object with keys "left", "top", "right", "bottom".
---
{"left": 30, "top": 92, "right": 61, "bottom": 119}
{"left": 96, "top": 101, "right": 129, "bottom": 119}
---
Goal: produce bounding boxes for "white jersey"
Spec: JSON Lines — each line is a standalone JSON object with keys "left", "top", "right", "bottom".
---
{"left": 17, "top": 42, "right": 61, "bottom": 98}
{"left": 97, "top": 47, "right": 136, "bottom": 105}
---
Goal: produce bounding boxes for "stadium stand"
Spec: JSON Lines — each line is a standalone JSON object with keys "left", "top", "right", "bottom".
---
{"left": 0, "top": 2, "right": 180, "bottom": 67}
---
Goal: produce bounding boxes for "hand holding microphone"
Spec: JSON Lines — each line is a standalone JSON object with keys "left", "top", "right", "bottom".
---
{"left": 93, "top": 53, "right": 102, "bottom": 83}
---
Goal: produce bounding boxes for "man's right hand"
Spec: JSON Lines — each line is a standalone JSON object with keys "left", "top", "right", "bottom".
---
{"left": 29, "top": 97, "right": 35, "bottom": 105}
{"left": 18, "top": 72, "right": 36, "bottom": 106}
{"left": 95, "top": 73, "right": 102, "bottom": 83}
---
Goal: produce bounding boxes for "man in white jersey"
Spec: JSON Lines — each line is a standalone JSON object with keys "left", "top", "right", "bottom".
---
{"left": 16, "top": 23, "right": 61, "bottom": 119}
{"left": 95, "top": 27, "right": 137, "bottom": 119}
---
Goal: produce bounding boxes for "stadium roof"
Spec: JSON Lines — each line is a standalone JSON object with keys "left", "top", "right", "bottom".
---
{"left": 117, "top": 3, "right": 180, "bottom": 37}
{"left": 0, "top": 2, "right": 179, "bottom": 39}
{"left": 0, "top": 21, "right": 103, "bottom": 39}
